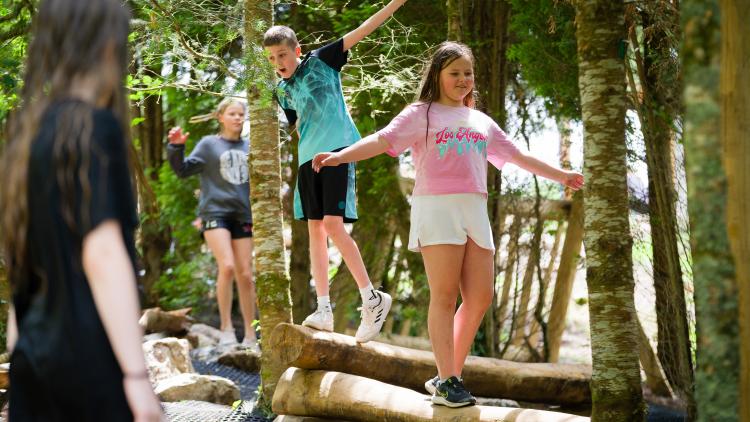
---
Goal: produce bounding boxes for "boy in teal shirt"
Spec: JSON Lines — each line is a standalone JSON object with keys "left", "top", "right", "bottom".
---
{"left": 264, "top": 0, "right": 407, "bottom": 342}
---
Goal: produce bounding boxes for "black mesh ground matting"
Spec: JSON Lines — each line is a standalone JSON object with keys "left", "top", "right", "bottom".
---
{"left": 192, "top": 359, "right": 261, "bottom": 402}
{"left": 163, "top": 359, "right": 271, "bottom": 422}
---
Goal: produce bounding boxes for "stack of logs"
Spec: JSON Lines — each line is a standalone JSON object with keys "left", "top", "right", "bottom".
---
{"left": 269, "top": 323, "right": 592, "bottom": 421}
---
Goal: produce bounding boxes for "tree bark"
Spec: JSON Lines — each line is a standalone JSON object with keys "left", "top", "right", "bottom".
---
{"left": 244, "top": 0, "right": 293, "bottom": 406}
{"left": 720, "top": 0, "right": 750, "bottom": 419}
{"left": 629, "top": 2, "right": 694, "bottom": 411}
{"left": 445, "top": 0, "right": 462, "bottom": 41}
{"left": 133, "top": 85, "right": 170, "bottom": 307}
{"left": 273, "top": 368, "right": 590, "bottom": 422}
{"left": 683, "top": 1, "right": 740, "bottom": 419}
{"left": 546, "top": 191, "right": 584, "bottom": 363}
{"left": 574, "top": 0, "right": 645, "bottom": 419}
{"left": 269, "top": 323, "right": 592, "bottom": 406}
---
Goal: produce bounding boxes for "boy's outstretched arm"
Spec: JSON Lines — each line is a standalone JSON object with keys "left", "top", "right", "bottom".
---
{"left": 342, "top": 0, "right": 408, "bottom": 51}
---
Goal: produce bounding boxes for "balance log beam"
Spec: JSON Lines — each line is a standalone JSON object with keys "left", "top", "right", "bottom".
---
{"left": 269, "top": 323, "right": 591, "bottom": 406}
{"left": 272, "top": 367, "right": 590, "bottom": 422}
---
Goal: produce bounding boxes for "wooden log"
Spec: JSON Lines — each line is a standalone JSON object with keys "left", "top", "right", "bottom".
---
{"left": 272, "top": 367, "right": 590, "bottom": 422}
{"left": 138, "top": 307, "right": 192, "bottom": 334}
{"left": 269, "top": 323, "right": 591, "bottom": 405}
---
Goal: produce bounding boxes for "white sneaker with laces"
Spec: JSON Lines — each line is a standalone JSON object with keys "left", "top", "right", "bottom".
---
{"left": 301, "top": 308, "right": 334, "bottom": 332}
{"left": 355, "top": 291, "right": 392, "bottom": 343}
{"left": 219, "top": 329, "right": 237, "bottom": 345}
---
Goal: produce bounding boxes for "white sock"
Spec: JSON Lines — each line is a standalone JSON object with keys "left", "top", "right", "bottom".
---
{"left": 359, "top": 283, "right": 379, "bottom": 305}
{"left": 317, "top": 296, "right": 331, "bottom": 312}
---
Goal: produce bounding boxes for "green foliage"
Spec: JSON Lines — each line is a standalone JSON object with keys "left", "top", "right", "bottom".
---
{"left": 507, "top": 0, "right": 580, "bottom": 120}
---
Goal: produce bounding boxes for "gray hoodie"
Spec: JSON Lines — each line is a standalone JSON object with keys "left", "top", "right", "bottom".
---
{"left": 167, "top": 135, "right": 252, "bottom": 222}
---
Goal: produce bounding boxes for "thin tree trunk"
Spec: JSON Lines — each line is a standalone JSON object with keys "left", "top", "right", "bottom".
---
{"left": 135, "top": 87, "right": 170, "bottom": 307}
{"left": 446, "top": 0, "right": 462, "bottom": 41}
{"left": 497, "top": 217, "right": 522, "bottom": 332}
{"left": 546, "top": 191, "right": 584, "bottom": 363}
{"left": 575, "top": 0, "right": 645, "bottom": 418}
{"left": 528, "top": 218, "right": 563, "bottom": 350}
{"left": 720, "top": 0, "right": 750, "bottom": 418}
{"left": 683, "top": 1, "right": 739, "bottom": 419}
{"left": 244, "top": 0, "right": 293, "bottom": 406}
{"left": 628, "top": 3, "right": 694, "bottom": 412}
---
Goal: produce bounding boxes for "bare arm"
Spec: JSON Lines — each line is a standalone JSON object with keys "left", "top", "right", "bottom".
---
{"left": 312, "top": 133, "right": 390, "bottom": 172}
{"left": 342, "top": 0, "right": 408, "bottom": 51}
{"left": 6, "top": 305, "right": 17, "bottom": 353}
{"left": 83, "top": 220, "right": 163, "bottom": 421}
{"left": 512, "top": 151, "right": 585, "bottom": 190}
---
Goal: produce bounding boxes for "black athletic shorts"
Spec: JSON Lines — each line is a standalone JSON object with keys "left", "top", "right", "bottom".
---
{"left": 201, "top": 218, "right": 253, "bottom": 239}
{"left": 294, "top": 148, "right": 358, "bottom": 223}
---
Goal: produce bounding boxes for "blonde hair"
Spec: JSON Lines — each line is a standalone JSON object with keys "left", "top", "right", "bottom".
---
{"left": 189, "top": 98, "right": 247, "bottom": 125}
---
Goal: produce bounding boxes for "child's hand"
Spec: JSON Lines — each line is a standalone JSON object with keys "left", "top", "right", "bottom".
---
{"left": 562, "top": 171, "right": 584, "bottom": 191}
{"left": 312, "top": 152, "right": 341, "bottom": 173}
{"left": 168, "top": 126, "right": 189, "bottom": 145}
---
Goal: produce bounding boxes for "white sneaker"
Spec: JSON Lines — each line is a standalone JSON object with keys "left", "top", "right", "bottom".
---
{"left": 240, "top": 338, "right": 261, "bottom": 354}
{"left": 218, "top": 329, "right": 237, "bottom": 345}
{"left": 301, "top": 308, "right": 334, "bottom": 332}
{"left": 355, "top": 291, "right": 392, "bottom": 343}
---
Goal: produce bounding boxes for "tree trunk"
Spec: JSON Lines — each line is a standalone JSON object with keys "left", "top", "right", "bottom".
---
{"left": 682, "top": 1, "right": 740, "bottom": 419}
{"left": 574, "top": 0, "right": 645, "bottom": 419}
{"left": 547, "top": 191, "right": 584, "bottom": 363}
{"left": 0, "top": 261, "right": 8, "bottom": 353}
{"left": 496, "top": 216, "right": 522, "bottom": 331}
{"left": 273, "top": 368, "right": 590, "bottom": 422}
{"left": 243, "top": 0, "right": 293, "bottom": 406}
{"left": 133, "top": 86, "right": 170, "bottom": 307}
{"left": 720, "top": 0, "right": 750, "bottom": 419}
{"left": 633, "top": 3, "right": 694, "bottom": 411}
{"left": 269, "top": 323, "right": 592, "bottom": 406}
{"left": 446, "top": 0, "right": 462, "bottom": 41}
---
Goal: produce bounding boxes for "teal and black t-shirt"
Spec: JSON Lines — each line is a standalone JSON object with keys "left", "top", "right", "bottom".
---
{"left": 277, "top": 38, "right": 361, "bottom": 166}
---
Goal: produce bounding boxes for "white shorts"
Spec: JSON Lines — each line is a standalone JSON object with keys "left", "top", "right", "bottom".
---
{"left": 408, "top": 193, "right": 495, "bottom": 253}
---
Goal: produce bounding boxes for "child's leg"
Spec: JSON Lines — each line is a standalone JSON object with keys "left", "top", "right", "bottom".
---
{"left": 231, "top": 237, "right": 257, "bottom": 342}
{"left": 322, "top": 215, "right": 370, "bottom": 289}
{"left": 421, "top": 243, "right": 466, "bottom": 380}
{"left": 453, "top": 238, "right": 494, "bottom": 375}
{"left": 204, "top": 229, "right": 236, "bottom": 332}
{"left": 308, "top": 219, "right": 330, "bottom": 296}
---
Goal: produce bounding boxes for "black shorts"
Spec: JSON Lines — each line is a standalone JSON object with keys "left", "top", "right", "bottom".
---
{"left": 295, "top": 150, "right": 358, "bottom": 223}
{"left": 201, "top": 218, "right": 253, "bottom": 239}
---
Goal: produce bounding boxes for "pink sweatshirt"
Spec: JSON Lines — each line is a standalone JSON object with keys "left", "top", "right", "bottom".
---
{"left": 378, "top": 102, "right": 521, "bottom": 196}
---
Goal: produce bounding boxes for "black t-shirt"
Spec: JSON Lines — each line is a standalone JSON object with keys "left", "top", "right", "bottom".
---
{"left": 9, "top": 99, "right": 136, "bottom": 420}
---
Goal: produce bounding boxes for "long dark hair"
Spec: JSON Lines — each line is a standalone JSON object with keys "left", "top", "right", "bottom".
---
{"left": 416, "top": 42, "right": 477, "bottom": 145}
{"left": 0, "top": 0, "right": 131, "bottom": 286}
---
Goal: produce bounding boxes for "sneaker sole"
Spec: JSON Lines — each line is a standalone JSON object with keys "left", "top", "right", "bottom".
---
{"left": 301, "top": 321, "right": 334, "bottom": 332}
{"left": 431, "top": 395, "right": 476, "bottom": 408}
{"left": 355, "top": 293, "right": 393, "bottom": 343}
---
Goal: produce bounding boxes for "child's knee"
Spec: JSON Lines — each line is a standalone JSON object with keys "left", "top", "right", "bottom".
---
{"left": 322, "top": 217, "right": 346, "bottom": 237}
{"left": 218, "top": 262, "right": 236, "bottom": 277}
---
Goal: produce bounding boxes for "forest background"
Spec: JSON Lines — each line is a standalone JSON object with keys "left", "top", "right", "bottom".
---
{"left": 1, "top": 0, "right": 748, "bottom": 420}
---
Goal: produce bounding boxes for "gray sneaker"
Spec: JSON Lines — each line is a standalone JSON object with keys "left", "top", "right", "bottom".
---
{"left": 431, "top": 376, "right": 476, "bottom": 408}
